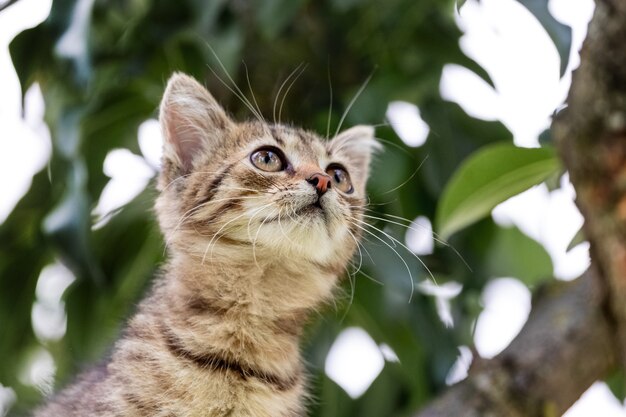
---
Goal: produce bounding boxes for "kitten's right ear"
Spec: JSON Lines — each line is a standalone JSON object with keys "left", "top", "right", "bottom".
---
{"left": 159, "top": 73, "right": 233, "bottom": 177}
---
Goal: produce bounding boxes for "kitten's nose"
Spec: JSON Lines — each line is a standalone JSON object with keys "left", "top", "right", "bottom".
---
{"left": 306, "top": 173, "right": 332, "bottom": 195}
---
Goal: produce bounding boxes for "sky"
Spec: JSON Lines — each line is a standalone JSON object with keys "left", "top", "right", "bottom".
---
{"left": 0, "top": 0, "right": 622, "bottom": 415}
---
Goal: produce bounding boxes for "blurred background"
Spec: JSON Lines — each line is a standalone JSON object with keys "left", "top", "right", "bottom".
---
{"left": 0, "top": 0, "right": 618, "bottom": 416}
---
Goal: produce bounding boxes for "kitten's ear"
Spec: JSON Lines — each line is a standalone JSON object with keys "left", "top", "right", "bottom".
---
{"left": 329, "top": 125, "right": 382, "bottom": 189}
{"left": 159, "top": 73, "right": 233, "bottom": 176}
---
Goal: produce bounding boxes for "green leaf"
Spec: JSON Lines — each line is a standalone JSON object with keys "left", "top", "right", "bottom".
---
{"left": 567, "top": 227, "right": 587, "bottom": 252}
{"left": 517, "top": 0, "right": 572, "bottom": 77}
{"left": 485, "top": 226, "right": 553, "bottom": 287}
{"left": 606, "top": 369, "right": 626, "bottom": 402}
{"left": 436, "top": 143, "right": 561, "bottom": 239}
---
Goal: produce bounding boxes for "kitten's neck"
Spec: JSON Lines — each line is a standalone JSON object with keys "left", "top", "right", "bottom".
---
{"left": 152, "top": 246, "right": 339, "bottom": 377}
{"left": 169, "top": 242, "right": 341, "bottom": 314}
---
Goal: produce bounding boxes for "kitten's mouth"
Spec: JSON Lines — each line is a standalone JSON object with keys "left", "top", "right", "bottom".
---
{"left": 283, "top": 197, "right": 326, "bottom": 220}
{"left": 264, "top": 199, "right": 326, "bottom": 223}
{"left": 294, "top": 200, "right": 324, "bottom": 216}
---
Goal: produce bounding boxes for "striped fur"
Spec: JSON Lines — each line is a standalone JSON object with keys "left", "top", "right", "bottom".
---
{"left": 33, "top": 73, "right": 379, "bottom": 417}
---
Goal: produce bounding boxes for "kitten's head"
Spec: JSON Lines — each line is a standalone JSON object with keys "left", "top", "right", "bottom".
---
{"left": 156, "top": 73, "right": 379, "bottom": 271}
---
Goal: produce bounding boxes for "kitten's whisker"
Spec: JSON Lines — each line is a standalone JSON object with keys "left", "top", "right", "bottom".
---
{"left": 273, "top": 63, "right": 304, "bottom": 124}
{"left": 169, "top": 194, "right": 267, "bottom": 244}
{"left": 369, "top": 121, "right": 392, "bottom": 129}
{"left": 353, "top": 265, "right": 384, "bottom": 286}
{"left": 201, "top": 209, "right": 253, "bottom": 265}
{"left": 333, "top": 69, "right": 375, "bottom": 138}
{"left": 326, "top": 63, "right": 333, "bottom": 139}
{"left": 356, "top": 219, "right": 439, "bottom": 301}
{"left": 216, "top": 186, "right": 275, "bottom": 196}
{"left": 339, "top": 227, "right": 365, "bottom": 320}
{"left": 349, "top": 228, "right": 376, "bottom": 266}
{"left": 355, "top": 219, "right": 437, "bottom": 302}
{"left": 284, "top": 205, "right": 301, "bottom": 228}
{"left": 242, "top": 60, "right": 265, "bottom": 124}
{"left": 161, "top": 169, "right": 267, "bottom": 195}
{"left": 339, "top": 267, "right": 356, "bottom": 322}
{"left": 207, "top": 64, "right": 265, "bottom": 124}
{"left": 245, "top": 203, "right": 276, "bottom": 268}
{"left": 379, "top": 155, "right": 428, "bottom": 196}
{"left": 347, "top": 219, "right": 417, "bottom": 303}
{"left": 203, "top": 43, "right": 265, "bottom": 123}
{"left": 164, "top": 195, "right": 261, "bottom": 253}
{"left": 276, "top": 208, "right": 300, "bottom": 247}
{"left": 363, "top": 211, "right": 471, "bottom": 271}
{"left": 161, "top": 169, "right": 232, "bottom": 194}
{"left": 278, "top": 63, "right": 308, "bottom": 124}
{"left": 347, "top": 199, "right": 399, "bottom": 209}
{"left": 161, "top": 173, "right": 194, "bottom": 193}
{"left": 287, "top": 201, "right": 308, "bottom": 228}
{"left": 346, "top": 229, "right": 364, "bottom": 277}
{"left": 252, "top": 207, "right": 275, "bottom": 269}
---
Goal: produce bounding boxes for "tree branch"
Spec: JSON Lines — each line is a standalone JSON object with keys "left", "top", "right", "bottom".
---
{"left": 413, "top": 270, "right": 616, "bottom": 417}
{"left": 414, "top": 3, "right": 626, "bottom": 416}
{"left": 552, "top": 0, "right": 626, "bottom": 367}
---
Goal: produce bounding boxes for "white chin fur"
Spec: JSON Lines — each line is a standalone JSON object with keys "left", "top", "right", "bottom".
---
{"left": 227, "top": 196, "right": 350, "bottom": 264}
{"left": 257, "top": 221, "right": 347, "bottom": 263}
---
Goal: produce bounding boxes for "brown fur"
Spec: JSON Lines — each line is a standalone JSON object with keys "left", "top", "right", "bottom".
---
{"left": 33, "top": 73, "right": 379, "bottom": 417}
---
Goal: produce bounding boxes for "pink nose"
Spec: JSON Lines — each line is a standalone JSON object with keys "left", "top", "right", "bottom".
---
{"left": 306, "top": 173, "right": 331, "bottom": 195}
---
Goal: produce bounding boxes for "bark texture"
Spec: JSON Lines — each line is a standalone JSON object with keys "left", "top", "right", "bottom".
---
{"left": 553, "top": 0, "right": 626, "bottom": 367}
{"left": 415, "top": 270, "right": 617, "bottom": 417}
{"left": 415, "top": 2, "right": 626, "bottom": 416}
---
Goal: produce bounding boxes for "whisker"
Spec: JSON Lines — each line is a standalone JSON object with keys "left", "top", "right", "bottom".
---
{"left": 355, "top": 268, "right": 384, "bottom": 286}
{"left": 379, "top": 155, "right": 428, "bottom": 196}
{"left": 246, "top": 203, "right": 275, "bottom": 269}
{"left": 273, "top": 63, "right": 304, "bottom": 124}
{"left": 276, "top": 207, "right": 300, "bottom": 247}
{"left": 326, "top": 62, "right": 333, "bottom": 139}
{"left": 164, "top": 194, "right": 266, "bottom": 253}
{"left": 347, "top": 219, "right": 416, "bottom": 302}
{"left": 242, "top": 60, "right": 265, "bottom": 123}
{"left": 279, "top": 63, "right": 308, "bottom": 124}
{"left": 333, "top": 69, "right": 375, "bottom": 138}
{"left": 338, "top": 227, "right": 367, "bottom": 321}
{"left": 201, "top": 223, "right": 236, "bottom": 264}
{"left": 363, "top": 211, "right": 472, "bottom": 272}
{"left": 356, "top": 219, "right": 438, "bottom": 299}
{"left": 161, "top": 170, "right": 229, "bottom": 193}
{"left": 207, "top": 64, "right": 264, "bottom": 123}
{"left": 203, "top": 43, "right": 264, "bottom": 123}
{"left": 201, "top": 208, "right": 256, "bottom": 265}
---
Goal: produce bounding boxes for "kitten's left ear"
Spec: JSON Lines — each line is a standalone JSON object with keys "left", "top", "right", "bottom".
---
{"left": 159, "top": 73, "right": 234, "bottom": 179}
{"left": 329, "top": 125, "right": 382, "bottom": 189}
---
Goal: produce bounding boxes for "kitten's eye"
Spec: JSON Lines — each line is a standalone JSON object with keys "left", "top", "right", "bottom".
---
{"left": 250, "top": 148, "right": 284, "bottom": 172}
{"left": 326, "top": 165, "right": 353, "bottom": 194}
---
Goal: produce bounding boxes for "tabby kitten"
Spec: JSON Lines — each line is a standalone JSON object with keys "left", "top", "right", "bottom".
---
{"left": 34, "top": 73, "right": 379, "bottom": 417}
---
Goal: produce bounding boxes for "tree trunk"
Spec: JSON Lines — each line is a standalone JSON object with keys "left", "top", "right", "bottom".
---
{"left": 415, "top": 1, "right": 626, "bottom": 415}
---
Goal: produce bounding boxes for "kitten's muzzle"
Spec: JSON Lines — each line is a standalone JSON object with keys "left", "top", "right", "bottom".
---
{"left": 306, "top": 173, "right": 331, "bottom": 196}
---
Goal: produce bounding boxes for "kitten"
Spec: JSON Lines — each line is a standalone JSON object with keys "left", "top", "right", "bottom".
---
{"left": 33, "top": 72, "right": 379, "bottom": 417}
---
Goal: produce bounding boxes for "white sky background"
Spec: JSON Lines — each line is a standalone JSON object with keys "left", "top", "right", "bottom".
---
{"left": 0, "top": 0, "right": 621, "bottom": 415}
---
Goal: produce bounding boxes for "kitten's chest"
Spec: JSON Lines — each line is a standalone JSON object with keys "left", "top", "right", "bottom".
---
{"left": 118, "top": 365, "right": 305, "bottom": 417}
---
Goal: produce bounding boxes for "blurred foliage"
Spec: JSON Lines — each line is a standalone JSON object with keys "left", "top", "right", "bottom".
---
{"left": 1, "top": 0, "right": 572, "bottom": 416}
{"left": 436, "top": 144, "right": 560, "bottom": 239}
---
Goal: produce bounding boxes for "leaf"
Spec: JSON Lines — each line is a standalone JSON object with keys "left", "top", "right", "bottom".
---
{"left": 517, "top": 0, "right": 572, "bottom": 77}
{"left": 485, "top": 226, "right": 553, "bottom": 287}
{"left": 606, "top": 369, "right": 626, "bottom": 402}
{"left": 436, "top": 143, "right": 561, "bottom": 239}
{"left": 567, "top": 227, "right": 587, "bottom": 252}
